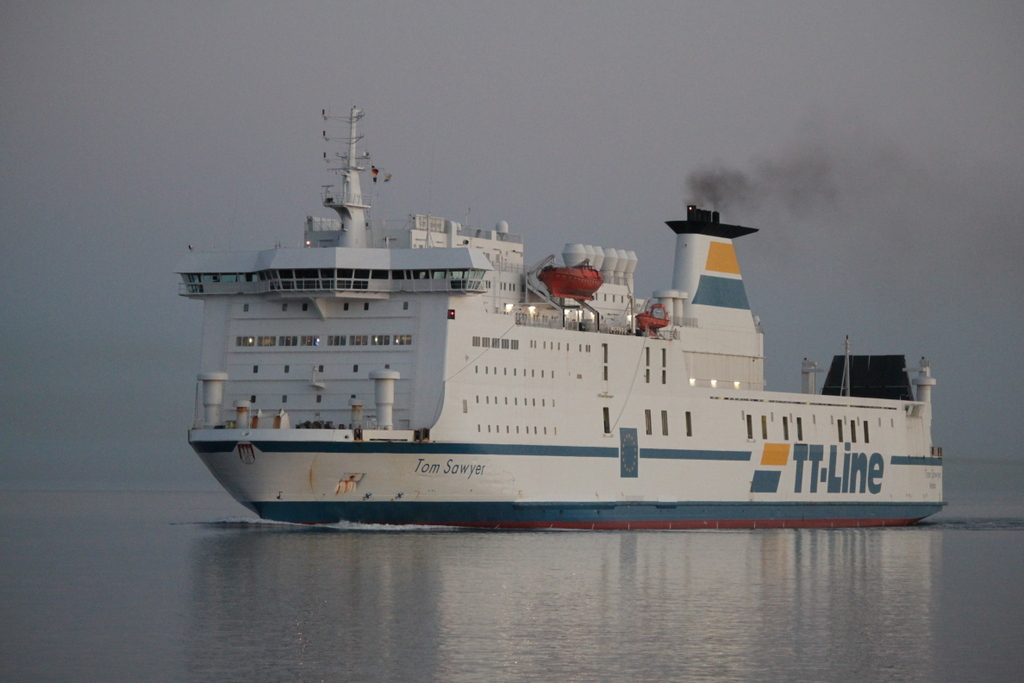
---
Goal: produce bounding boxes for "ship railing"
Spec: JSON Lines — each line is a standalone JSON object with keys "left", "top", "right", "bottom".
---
{"left": 514, "top": 314, "right": 564, "bottom": 330}
{"left": 180, "top": 278, "right": 488, "bottom": 296}
{"left": 456, "top": 227, "right": 524, "bottom": 244}
{"left": 490, "top": 261, "right": 525, "bottom": 274}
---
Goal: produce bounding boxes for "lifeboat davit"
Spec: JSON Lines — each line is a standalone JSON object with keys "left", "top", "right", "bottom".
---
{"left": 636, "top": 303, "right": 670, "bottom": 332}
{"left": 538, "top": 265, "right": 603, "bottom": 300}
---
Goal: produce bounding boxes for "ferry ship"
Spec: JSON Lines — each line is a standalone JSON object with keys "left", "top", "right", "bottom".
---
{"left": 178, "top": 108, "right": 944, "bottom": 528}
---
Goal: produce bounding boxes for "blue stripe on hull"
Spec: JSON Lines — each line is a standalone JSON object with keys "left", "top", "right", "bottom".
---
{"left": 642, "top": 449, "right": 751, "bottom": 461}
{"left": 194, "top": 440, "right": 619, "bottom": 458}
{"left": 191, "top": 441, "right": 755, "bottom": 461}
{"left": 247, "top": 500, "right": 945, "bottom": 528}
{"left": 890, "top": 456, "right": 943, "bottom": 466}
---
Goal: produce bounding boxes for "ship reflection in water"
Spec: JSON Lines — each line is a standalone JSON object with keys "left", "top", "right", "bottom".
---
{"left": 186, "top": 527, "right": 939, "bottom": 681}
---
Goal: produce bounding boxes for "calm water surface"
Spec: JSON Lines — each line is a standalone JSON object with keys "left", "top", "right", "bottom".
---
{"left": 2, "top": 459, "right": 1022, "bottom": 682}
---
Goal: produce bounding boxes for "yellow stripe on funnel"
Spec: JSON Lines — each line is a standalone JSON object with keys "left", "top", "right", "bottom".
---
{"left": 705, "top": 241, "right": 741, "bottom": 274}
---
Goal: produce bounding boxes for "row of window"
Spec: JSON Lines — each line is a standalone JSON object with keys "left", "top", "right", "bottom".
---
{"left": 529, "top": 340, "right": 593, "bottom": 352}
{"left": 472, "top": 336, "right": 520, "bottom": 350}
{"left": 744, "top": 413, "right": 874, "bottom": 444}
{"left": 471, "top": 336, "right": 593, "bottom": 353}
{"left": 474, "top": 365, "right": 556, "bottom": 378}
{"left": 236, "top": 334, "right": 413, "bottom": 348}
{"left": 186, "top": 268, "right": 487, "bottom": 284}
{"left": 479, "top": 424, "right": 555, "bottom": 436}
{"left": 243, "top": 394, "right": 323, "bottom": 404}
{"left": 643, "top": 409, "right": 693, "bottom": 437}
{"left": 249, "top": 302, "right": 387, "bottom": 312}
{"left": 253, "top": 363, "right": 370, "bottom": 374}
{"left": 600, "top": 408, "right": 694, "bottom": 437}
{"left": 473, "top": 395, "right": 555, "bottom": 408}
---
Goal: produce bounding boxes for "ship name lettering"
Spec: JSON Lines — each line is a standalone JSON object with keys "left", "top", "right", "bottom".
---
{"left": 414, "top": 458, "right": 485, "bottom": 479}
{"left": 414, "top": 459, "right": 441, "bottom": 475}
{"left": 444, "top": 459, "right": 485, "bottom": 479}
{"left": 792, "top": 445, "right": 884, "bottom": 495}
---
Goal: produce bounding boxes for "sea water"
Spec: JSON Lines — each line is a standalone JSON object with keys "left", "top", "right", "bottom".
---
{"left": 2, "top": 458, "right": 1022, "bottom": 682}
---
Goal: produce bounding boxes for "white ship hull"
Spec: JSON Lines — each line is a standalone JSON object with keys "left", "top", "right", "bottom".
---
{"left": 190, "top": 381, "right": 944, "bottom": 528}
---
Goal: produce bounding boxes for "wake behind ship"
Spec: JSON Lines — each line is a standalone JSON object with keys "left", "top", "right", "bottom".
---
{"left": 178, "top": 108, "right": 944, "bottom": 528}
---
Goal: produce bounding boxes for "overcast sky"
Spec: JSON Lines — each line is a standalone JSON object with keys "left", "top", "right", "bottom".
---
{"left": 2, "top": 1, "right": 1022, "bottom": 489}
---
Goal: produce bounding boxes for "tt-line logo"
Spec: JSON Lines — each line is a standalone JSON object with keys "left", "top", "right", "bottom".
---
{"left": 793, "top": 444, "right": 884, "bottom": 494}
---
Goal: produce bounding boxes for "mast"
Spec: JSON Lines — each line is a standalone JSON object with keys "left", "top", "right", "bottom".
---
{"left": 323, "top": 107, "right": 370, "bottom": 248}
{"left": 842, "top": 336, "right": 852, "bottom": 397}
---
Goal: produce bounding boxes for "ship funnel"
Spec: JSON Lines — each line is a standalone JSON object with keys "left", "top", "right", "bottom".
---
{"left": 197, "top": 372, "right": 229, "bottom": 428}
{"left": 667, "top": 206, "right": 757, "bottom": 319}
{"left": 909, "top": 357, "right": 936, "bottom": 403}
{"left": 234, "top": 400, "right": 251, "bottom": 430}
{"left": 370, "top": 369, "right": 401, "bottom": 429}
{"left": 349, "top": 398, "right": 364, "bottom": 429}
{"left": 590, "top": 246, "right": 605, "bottom": 271}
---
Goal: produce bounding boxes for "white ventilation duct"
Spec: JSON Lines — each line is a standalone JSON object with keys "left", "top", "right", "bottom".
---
{"left": 562, "top": 243, "right": 587, "bottom": 267}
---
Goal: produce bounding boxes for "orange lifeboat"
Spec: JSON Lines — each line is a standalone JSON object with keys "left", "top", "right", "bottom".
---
{"left": 636, "top": 303, "right": 670, "bottom": 332}
{"left": 537, "top": 265, "right": 603, "bottom": 300}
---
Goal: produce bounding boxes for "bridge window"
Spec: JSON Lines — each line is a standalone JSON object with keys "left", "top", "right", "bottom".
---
{"left": 645, "top": 410, "right": 652, "bottom": 435}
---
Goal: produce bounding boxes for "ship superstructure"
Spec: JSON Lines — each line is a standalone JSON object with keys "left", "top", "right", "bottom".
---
{"left": 178, "top": 108, "right": 943, "bottom": 527}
